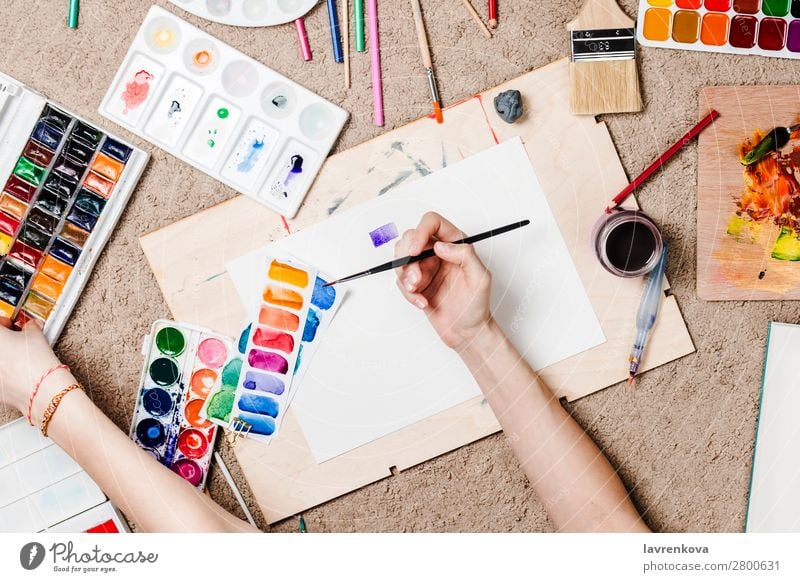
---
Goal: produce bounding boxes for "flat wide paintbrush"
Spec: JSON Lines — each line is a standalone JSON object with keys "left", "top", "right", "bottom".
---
{"left": 324, "top": 219, "right": 531, "bottom": 287}
{"left": 568, "top": 0, "right": 642, "bottom": 115}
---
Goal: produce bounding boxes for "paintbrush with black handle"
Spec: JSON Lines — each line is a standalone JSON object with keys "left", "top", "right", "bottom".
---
{"left": 323, "top": 219, "right": 531, "bottom": 287}
{"left": 742, "top": 124, "right": 800, "bottom": 165}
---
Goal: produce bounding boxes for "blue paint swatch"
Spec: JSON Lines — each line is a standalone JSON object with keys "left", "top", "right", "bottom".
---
{"left": 237, "top": 139, "right": 265, "bottom": 173}
{"left": 311, "top": 277, "right": 336, "bottom": 310}
{"left": 142, "top": 388, "right": 173, "bottom": 417}
{"left": 243, "top": 370, "right": 285, "bottom": 395}
{"left": 238, "top": 393, "right": 280, "bottom": 417}
{"left": 238, "top": 323, "right": 252, "bottom": 355}
{"left": 236, "top": 412, "right": 275, "bottom": 436}
{"left": 294, "top": 344, "right": 304, "bottom": 373}
{"left": 303, "top": 309, "right": 321, "bottom": 342}
{"left": 369, "top": 222, "right": 399, "bottom": 248}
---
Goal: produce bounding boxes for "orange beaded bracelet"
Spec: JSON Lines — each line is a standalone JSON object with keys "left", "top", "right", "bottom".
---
{"left": 40, "top": 383, "right": 83, "bottom": 437}
{"left": 27, "top": 364, "right": 70, "bottom": 425}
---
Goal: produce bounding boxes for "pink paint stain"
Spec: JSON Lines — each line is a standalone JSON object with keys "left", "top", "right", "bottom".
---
{"left": 198, "top": 338, "right": 228, "bottom": 368}
{"left": 121, "top": 69, "right": 154, "bottom": 114}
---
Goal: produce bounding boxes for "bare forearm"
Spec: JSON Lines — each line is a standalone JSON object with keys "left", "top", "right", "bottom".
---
{"left": 32, "top": 372, "right": 257, "bottom": 533}
{"left": 460, "top": 322, "right": 649, "bottom": 532}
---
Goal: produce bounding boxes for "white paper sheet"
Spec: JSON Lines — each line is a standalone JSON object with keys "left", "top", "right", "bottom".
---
{"left": 746, "top": 322, "right": 800, "bottom": 532}
{"left": 228, "top": 139, "right": 605, "bottom": 462}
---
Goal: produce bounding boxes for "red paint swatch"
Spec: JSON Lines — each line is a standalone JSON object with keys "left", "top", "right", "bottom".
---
{"left": 10, "top": 240, "right": 43, "bottom": 267}
{"left": 253, "top": 327, "right": 295, "bottom": 354}
{"left": 705, "top": 0, "right": 732, "bottom": 9}
{"left": 3, "top": 176, "right": 37, "bottom": 203}
{"left": 758, "top": 17, "right": 788, "bottom": 50}
{"left": 730, "top": 14, "right": 758, "bottom": 48}
{"left": 0, "top": 211, "right": 20, "bottom": 237}
{"left": 86, "top": 519, "right": 119, "bottom": 533}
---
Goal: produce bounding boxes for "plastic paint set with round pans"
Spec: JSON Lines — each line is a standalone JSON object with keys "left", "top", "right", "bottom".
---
{"left": 129, "top": 320, "right": 242, "bottom": 490}
{"left": 168, "top": 0, "right": 318, "bottom": 27}
{"left": 99, "top": 5, "right": 348, "bottom": 218}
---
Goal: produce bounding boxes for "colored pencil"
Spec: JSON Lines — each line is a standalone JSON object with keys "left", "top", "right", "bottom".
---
{"left": 68, "top": 0, "right": 79, "bottom": 29}
{"left": 367, "top": 0, "right": 384, "bottom": 126}
{"left": 327, "top": 0, "right": 344, "bottom": 63}
{"left": 460, "top": 0, "right": 492, "bottom": 39}
{"left": 343, "top": 0, "right": 351, "bottom": 87}
{"left": 324, "top": 219, "right": 531, "bottom": 287}
{"left": 488, "top": 0, "right": 498, "bottom": 29}
{"left": 295, "top": 18, "right": 313, "bottom": 62}
{"left": 604, "top": 110, "right": 719, "bottom": 212}
{"left": 214, "top": 453, "right": 258, "bottom": 528}
{"left": 411, "top": 0, "right": 443, "bottom": 123}
{"left": 354, "top": 0, "right": 366, "bottom": 52}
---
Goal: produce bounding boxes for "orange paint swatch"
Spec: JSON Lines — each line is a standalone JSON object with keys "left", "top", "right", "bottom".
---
{"left": 190, "top": 368, "right": 218, "bottom": 398}
{"left": 83, "top": 172, "right": 115, "bottom": 199}
{"left": 91, "top": 153, "right": 124, "bottom": 182}
{"left": 0, "top": 194, "right": 27, "bottom": 220}
{"left": 263, "top": 286, "right": 304, "bottom": 309}
{"left": 41, "top": 255, "right": 72, "bottom": 283}
{"left": 31, "top": 273, "right": 65, "bottom": 302}
{"left": 258, "top": 305, "right": 300, "bottom": 332}
{"left": 701, "top": 13, "right": 729, "bottom": 46}
{"left": 268, "top": 260, "right": 309, "bottom": 288}
{"left": 184, "top": 399, "right": 212, "bottom": 428}
{"left": 643, "top": 7, "right": 672, "bottom": 41}
{"left": 0, "top": 232, "right": 11, "bottom": 256}
{"left": 0, "top": 300, "right": 13, "bottom": 319}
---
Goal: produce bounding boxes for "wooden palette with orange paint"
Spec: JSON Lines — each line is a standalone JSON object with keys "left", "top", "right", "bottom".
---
{"left": 638, "top": 0, "right": 800, "bottom": 58}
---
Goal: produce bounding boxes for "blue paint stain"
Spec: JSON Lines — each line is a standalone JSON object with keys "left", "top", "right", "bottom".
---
{"left": 238, "top": 324, "right": 252, "bottom": 354}
{"left": 303, "top": 309, "right": 321, "bottom": 342}
{"left": 243, "top": 370, "right": 285, "bottom": 395}
{"left": 237, "top": 138, "right": 265, "bottom": 173}
{"left": 294, "top": 344, "right": 304, "bottom": 373}
{"left": 311, "top": 277, "right": 336, "bottom": 310}
{"left": 236, "top": 412, "right": 275, "bottom": 436}
{"left": 238, "top": 394, "right": 280, "bottom": 417}
{"left": 369, "top": 222, "right": 399, "bottom": 247}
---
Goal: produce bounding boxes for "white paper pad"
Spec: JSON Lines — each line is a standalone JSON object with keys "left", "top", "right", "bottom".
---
{"left": 228, "top": 139, "right": 605, "bottom": 462}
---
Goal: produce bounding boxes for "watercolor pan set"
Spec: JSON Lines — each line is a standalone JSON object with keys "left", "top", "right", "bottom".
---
{"left": 0, "top": 73, "right": 148, "bottom": 342}
{"left": 638, "top": 0, "right": 800, "bottom": 58}
{"left": 99, "top": 6, "right": 348, "bottom": 218}
{"left": 0, "top": 418, "right": 129, "bottom": 533}
{"left": 168, "top": 0, "right": 317, "bottom": 27}
{"left": 130, "top": 320, "right": 241, "bottom": 489}
{"left": 203, "top": 259, "right": 316, "bottom": 442}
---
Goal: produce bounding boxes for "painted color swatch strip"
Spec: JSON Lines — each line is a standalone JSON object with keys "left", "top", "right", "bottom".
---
{"left": 637, "top": 0, "right": 800, "bottom": 58}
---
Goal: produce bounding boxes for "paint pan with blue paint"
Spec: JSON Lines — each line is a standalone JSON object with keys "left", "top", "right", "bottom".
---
{"left": 264, "top": 140, "right": 318, "bottom": 204}
{"left": 130, "top": 320, "right": 237, "bottom": 490}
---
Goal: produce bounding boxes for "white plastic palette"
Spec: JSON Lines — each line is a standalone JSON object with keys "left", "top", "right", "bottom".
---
{"left": 0, "top": 418, "right": 129, "bottom": 533}
{"left": 99, "top": 5, "right": 348, "bottom": 218}
{"left": 169, "top": 0, "right": 318, "bottom": 27}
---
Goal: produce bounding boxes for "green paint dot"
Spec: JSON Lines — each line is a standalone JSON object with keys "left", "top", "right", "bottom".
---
{"left": 208, "top": 139, "right": 215, "bottom": 148}
{"left": 221, "top": 358, "right": 243, "bottom": 386}
{"left": 155, "top": 327, "right": 185, "bottom": 356}
{"left": 217, "top": 108, "right": 229, "bottom": 119}
{"left": 149, "top": 357, "right": 180, "bottom": 387}
{"left": 206, "top": 390, "right": 235, "bottom": 423}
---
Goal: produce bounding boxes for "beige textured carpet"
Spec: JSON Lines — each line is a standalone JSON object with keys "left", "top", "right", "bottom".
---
{"left": 0, "top": 0, "right": 791, "bottom": 533}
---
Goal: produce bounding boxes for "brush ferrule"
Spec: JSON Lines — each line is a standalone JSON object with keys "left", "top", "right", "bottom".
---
{"left": 571, "top": 28, "right": 635, "bottom": 62}
{"left": 426, "top": 68, "right": 441, "bottom": 104}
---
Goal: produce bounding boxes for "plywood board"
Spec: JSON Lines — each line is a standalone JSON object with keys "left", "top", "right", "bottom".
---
{"left": 140, "top": 58, "right": 695, "bottom": 523}
{"left": 698, "top": 86, "right": 800, "bottom": 300}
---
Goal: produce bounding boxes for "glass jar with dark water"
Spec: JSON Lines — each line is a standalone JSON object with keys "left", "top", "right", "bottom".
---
{"left": 592, "top": 209, "right": 664, "bottom": 278}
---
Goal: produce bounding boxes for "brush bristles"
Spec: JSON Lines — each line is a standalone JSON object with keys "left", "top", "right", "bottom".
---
{"left": 569, "top": 60, "right": 642, "bottom": 116}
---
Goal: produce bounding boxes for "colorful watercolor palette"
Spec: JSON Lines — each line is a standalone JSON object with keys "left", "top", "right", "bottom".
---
{"left": 0, "top": 418, "right": 129, "bottom": 532}
{"left": 168, "top": 0, "right": 318, "bottom": 27}
{"left": 203, "top": 259, "right": 316, "bottom": 442}
{"left": 638, "top": 0, "right": 800, "bottom": 58}
{"left": 0, "top": 73, "right": 148, "bottom": 342}
{"left": 130, "top": 320, "right": 241, "bottom": 489}
{"left": 99, "top": 6, "right": 348, "bottom": 218}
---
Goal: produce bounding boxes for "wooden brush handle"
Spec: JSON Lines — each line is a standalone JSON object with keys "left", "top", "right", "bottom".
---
{"left": 568, "top": 0, "right": 634, "bottom": 31}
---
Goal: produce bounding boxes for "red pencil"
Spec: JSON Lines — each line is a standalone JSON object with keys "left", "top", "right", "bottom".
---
{"left": 605, "top": 110, "right": 720, "bottom": 213}
{"left": 488, "top": 0, "right": 497, "bottom": 28}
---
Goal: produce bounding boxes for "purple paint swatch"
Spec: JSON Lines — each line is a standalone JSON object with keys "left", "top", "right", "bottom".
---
{"left": 248, "top": 349, "right": 289, "bottom": 374}
{"left": 243, "top": 370, "right": 285, "bottom": 394}
{"left": 369, "top": 222, "right": 399, "bottom": 247}
{"left": 788, "top": 21, "right": 800, "bottom": 53}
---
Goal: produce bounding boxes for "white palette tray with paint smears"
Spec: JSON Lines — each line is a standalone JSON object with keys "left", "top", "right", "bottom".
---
{"left": 99, "top": 5, "right": 348, "bottom": 218}
{"left": 169, "top": 0, "right": 318, "bottom": 27}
